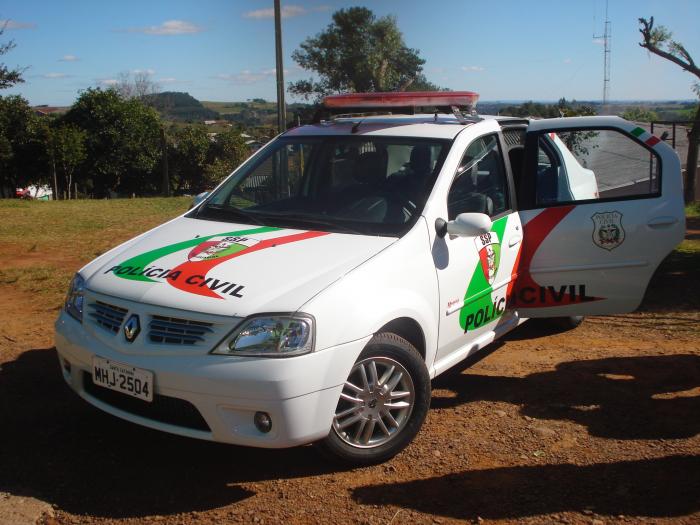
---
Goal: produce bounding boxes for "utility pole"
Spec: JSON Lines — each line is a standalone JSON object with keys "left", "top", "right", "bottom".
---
{"left": 593, "top": 0, "right": 612, "bottom": 108}
{"left": 274, "top": 0, "right": 286, "bottom": 133}
{"left": 160, "top": 126, "right": 170, "bottom": 196}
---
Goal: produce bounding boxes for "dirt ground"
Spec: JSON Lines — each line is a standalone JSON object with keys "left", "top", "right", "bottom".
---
{"left": 0, "top": 218, "right": 698, "bottom": 525}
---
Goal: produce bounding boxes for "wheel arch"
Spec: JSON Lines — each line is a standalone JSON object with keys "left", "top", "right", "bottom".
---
{"left": 377, "top": 317, "right": 426, "bottom": 361}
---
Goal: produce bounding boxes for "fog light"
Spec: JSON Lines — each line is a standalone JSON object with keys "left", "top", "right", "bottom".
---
{"left": 253, "top": 411, "right": 272, "bottom": 433}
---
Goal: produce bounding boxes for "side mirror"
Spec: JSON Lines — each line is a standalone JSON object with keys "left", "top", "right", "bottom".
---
{"left": 189, "top": 191, "right": 210, "bottom": 210}
{"left": 436, "top": 213, "right": 492, "bottom": 238}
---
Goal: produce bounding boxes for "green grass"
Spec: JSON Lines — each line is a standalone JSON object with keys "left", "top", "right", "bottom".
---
{"left": 686, "top": 202, "right": 700, "bottom": 219}
{"left": 202, "top": 100, "right": 277, "bottom": 115}
{"left": 0, "top": 197, "right": 189, "bottom": 258}
{"left": 0, "top": 266, "right": 74, "bottom": 304}
{"left": 0, "top": 197, "right": 190, "bottom": 305}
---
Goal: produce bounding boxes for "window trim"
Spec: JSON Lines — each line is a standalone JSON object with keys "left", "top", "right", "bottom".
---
{"left": 520, "top": 126, "right": 663, "bottom": 211}
{"left": 447, "top": 132, "right": 513, "bottom": 219}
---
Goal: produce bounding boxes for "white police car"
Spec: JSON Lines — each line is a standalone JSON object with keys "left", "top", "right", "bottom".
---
{"left": 55, "top": 92, "right": 684, "bottom": 464}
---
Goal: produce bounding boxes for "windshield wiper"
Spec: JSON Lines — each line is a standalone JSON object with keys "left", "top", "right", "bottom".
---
{"left": 256, "top": 210, "right": 363, "bottom": 235}
{"left": 198, "top": 204, "right": 266, "bottom": 226}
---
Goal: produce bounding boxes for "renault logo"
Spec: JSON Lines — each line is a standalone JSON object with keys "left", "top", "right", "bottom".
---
{"left": 124, "top": 314, "right": 141, "bottom": 342}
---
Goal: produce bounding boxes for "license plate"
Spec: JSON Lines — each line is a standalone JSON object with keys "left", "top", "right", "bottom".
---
{"left": 92, "top": 357, "right": 154, "bottom": 402}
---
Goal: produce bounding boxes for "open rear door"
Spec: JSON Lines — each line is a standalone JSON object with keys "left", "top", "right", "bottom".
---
{"left": 514, "top": 116, "right": 685, "bottom": 317}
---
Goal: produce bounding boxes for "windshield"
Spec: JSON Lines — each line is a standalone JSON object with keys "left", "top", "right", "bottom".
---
{"left": 193, "top": 135, "right": 450, "bottom": 236}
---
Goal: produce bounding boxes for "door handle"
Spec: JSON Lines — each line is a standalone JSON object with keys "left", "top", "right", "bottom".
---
{"left": 647, "top": 216, "right": 678, "bottom": 229}
{"left": 509, "top": 235, "right": 522, "bottom": 247}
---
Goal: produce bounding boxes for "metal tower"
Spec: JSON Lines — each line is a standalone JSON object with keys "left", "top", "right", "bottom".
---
{"left": 593, "top": 0, "right": 612, "bottom": 106}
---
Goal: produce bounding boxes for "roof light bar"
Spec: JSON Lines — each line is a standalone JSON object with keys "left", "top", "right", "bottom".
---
{"left": 323, "top": 91, "right": 479, "bottom": 109}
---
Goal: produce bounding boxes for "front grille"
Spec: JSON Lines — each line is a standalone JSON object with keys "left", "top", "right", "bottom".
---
{"left": 149, "top": 315, "right": 214, "bottom": 345}
{"left": 88, "top": 301, "right": 128, "bottom": 334}
{"left": 83, "top": 372, "right": 210, "bottom": 432}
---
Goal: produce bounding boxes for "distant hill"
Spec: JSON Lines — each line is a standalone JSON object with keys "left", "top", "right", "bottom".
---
{"left": 202, "top": 99, "right": 313, "bottom": 127}
{"left": 144, "top": 92, "right": 220, "bottom": 122}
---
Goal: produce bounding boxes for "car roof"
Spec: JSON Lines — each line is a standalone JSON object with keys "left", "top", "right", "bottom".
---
{"left": 283, "top": 113, "right": 527, "bottom": 140}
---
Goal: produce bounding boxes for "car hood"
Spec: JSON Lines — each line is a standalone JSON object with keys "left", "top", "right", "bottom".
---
{"left": 86, "top": 217, "right": 395, "bottom": 317}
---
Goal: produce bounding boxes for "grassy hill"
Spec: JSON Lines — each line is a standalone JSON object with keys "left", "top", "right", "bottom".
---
{"left": 144, "top": 92, "right": 220, "bottom": 122}
{"left": 202, "top": 99, "right": 313, "bottom": 127}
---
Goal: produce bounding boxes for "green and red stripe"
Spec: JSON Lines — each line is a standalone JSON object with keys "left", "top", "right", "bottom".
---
{"left": 630, "top": 126, "right": 661, "bottom": 147}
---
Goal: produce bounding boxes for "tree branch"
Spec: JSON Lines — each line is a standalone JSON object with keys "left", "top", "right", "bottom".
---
{"left": 639, "top": 17, "right": 700, "bottom": 79}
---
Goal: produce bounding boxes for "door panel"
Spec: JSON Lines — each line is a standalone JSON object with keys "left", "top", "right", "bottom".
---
{"left": 514, "top": 116, "right": 685, "bottom": 317}
{"left": 434, "top": 212, "right": 522, "bottom": 362}
{"left": 431, "top": 132, "right": 522, "bottom": 367}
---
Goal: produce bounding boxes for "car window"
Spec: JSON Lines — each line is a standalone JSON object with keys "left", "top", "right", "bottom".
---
{"left": 199, "top": 136, "right": 449, "bottom": 237}
{"left": 534, "top": 129, "right": 660, "bottom": 206}
{"left": 535, "top": 135, "right": 574, "bottom": 205}
{"left": 447, "top": 134, "right": 509, "bottom": 219}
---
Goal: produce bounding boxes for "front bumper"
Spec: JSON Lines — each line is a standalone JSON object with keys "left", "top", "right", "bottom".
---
{"left": 55, "top": 310, "right": 369, "bottom": 448}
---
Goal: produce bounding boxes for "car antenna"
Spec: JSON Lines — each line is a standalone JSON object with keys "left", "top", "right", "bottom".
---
{"left": 351, "top": 119, "right": 363, "bottom": 133}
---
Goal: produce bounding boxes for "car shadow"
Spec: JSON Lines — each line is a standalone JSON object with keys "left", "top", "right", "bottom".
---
{"left": 432, "top": 353, "right": 700, "bottom": 440}
{"left": 0, "top": 348, "right": 348, "bottom": 519}
{"left": 639, "top": 242, "right": 700, "bottom": 312}
{"left": 352, "top": 455, "right": 700, "bottom": 520}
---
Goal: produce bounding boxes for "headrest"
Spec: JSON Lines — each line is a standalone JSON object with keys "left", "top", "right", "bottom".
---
{"left": 354, "top": 151, "right": 386, "bottom": 185}
{"left": 410, "top": 145, "right": 431, "bottom": 174}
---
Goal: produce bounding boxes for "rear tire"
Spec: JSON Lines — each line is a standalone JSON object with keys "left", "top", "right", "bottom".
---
{"left": 317, "top": 332, "right": 430, "bottom": 465}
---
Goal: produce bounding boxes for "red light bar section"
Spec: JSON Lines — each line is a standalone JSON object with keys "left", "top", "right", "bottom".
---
{"left": 323, "top": 91, "right": 479, "bottom": 109}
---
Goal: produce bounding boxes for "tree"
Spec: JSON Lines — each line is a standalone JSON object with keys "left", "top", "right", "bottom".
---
{"left": 167, "top": 124, "right": 211, "bottom": 193}
{"left": 114, "top": 71, "right": 160, "bottom": 100}
{"left": 500, "top": 98, "right": 596, "bottom": 119}
{"left": 167, "top": 125, "right": 249, "bottom": 192}
{"left": 289, "top": 7, "right": 436, "bottom": 99}
{"left": 205, "top": 128, "right": 248, "bottom": 186}
{"left": 639, "top": 16, "right": 700, "bottom": 203}
{"left": 60, "top": 88, "right": 162, "bottom": 196}
{"left": 0, "top": 95, "right": 45, "bottom": 196}
{"left": 47, "top": 124, "right": 86, "bottom": 199}
{"left": 620, "top": 107, "right": 659, "bottom": 123}
{"left": 0, "top": 21, "right": 25, "bottom": 89}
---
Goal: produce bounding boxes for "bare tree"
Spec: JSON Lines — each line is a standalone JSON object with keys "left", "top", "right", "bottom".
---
{"left": 113, "top": 71, "right": 160, "bottom": 100}
{"left": 0, "top": 20, "right": 26, "bottom": 89}
{"left": 639, "top": 16, "right": 700, "bottom": 203}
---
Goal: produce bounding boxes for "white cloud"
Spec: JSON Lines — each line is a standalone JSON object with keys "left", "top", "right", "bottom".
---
{"left": 461, "top": 65, "right": 485, "bottom": 72}
{"left": 592, "top": 38, "right": 605, "bottom": 45}
{"left": 98, "top": 78, "right": 119, "bottom": 86}
{"left": 563, "top": 57, "right": 572, "bottom": 64}
{"left": 0, "top": 19, "right": 36, "bottom": 29}
{"left": 158, "top": 77, "right": 187, "bottom": 84}
{"left": 42, "top": 72, "right": 70, "bottom": 79}
{"left": 132, "top": 68, "right": 156, "bottom": 75}
{"left": 59, "top": 55, "right": 79, "bottom": 62}
{"left": 215, "top": 68, "right": 284, "bottom": 84}
{"left": 244, "top": 5, "right": 306, "bottom": 19}
{"left": 127, "top": 20, "right": 202, "bottom": 35}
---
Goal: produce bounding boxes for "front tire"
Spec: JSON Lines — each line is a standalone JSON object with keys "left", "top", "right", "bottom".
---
{"left": 550, "top": 315, "right": 585, "bottom": 330}
{"left": 318, "top": 332, "right": 431, "bottom": 465}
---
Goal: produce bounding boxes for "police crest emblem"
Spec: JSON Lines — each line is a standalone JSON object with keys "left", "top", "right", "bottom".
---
{"left": 474, "top": 232, "right": 501, "bottom": 285}
{"left": 591, "top": 211, "right": 625, "bottom": 251}
{"left": 187, "top": 236, "right": 259, "bottom": 262}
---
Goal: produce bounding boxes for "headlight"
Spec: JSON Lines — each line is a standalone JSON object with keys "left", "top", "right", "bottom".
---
{"left": 64, "top": 273, "right": 86, "bottom": 322}
{"left": 212, "top": 314, "right": 314, "bottom": 357}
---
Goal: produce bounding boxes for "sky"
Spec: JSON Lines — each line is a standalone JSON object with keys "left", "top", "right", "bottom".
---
{"left": 2, "top": 0, "right": 700, "bottom": 106}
